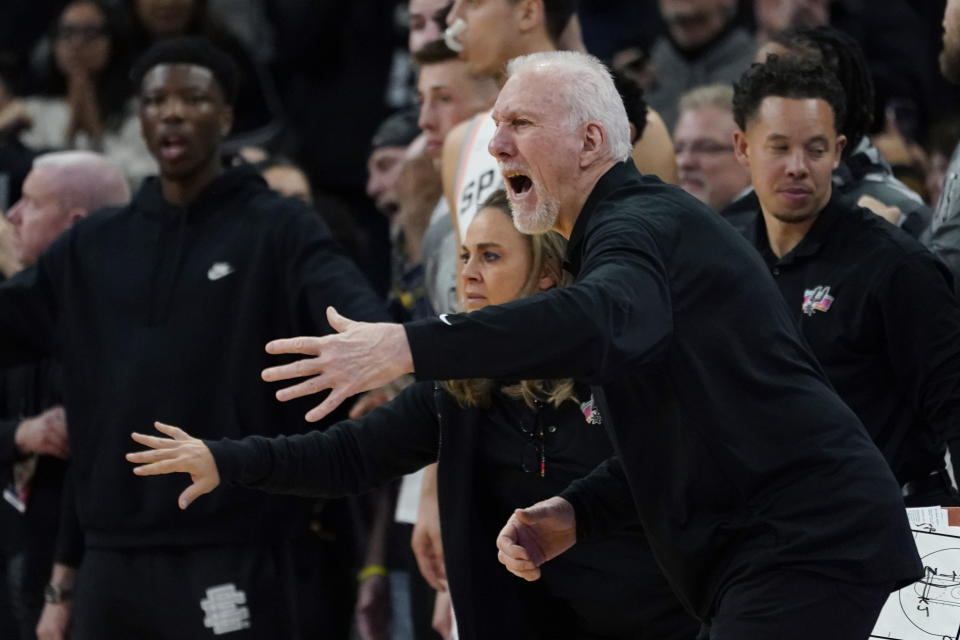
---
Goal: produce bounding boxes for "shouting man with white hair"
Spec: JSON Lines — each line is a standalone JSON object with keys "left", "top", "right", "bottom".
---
{"left": 150, "top": 51, "right": 920, "bottom": 638}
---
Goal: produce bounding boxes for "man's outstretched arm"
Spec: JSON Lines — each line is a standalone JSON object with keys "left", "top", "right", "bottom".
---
{"left": 262, "top": 218, "right": 673, "bottom": 423}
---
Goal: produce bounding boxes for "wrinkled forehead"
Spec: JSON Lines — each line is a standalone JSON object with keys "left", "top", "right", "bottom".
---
{"left": 493, "top": 69, "right": 567, "bottom": 121}
{"left": 141, "top": 63, "right": 218, "bottom": 94}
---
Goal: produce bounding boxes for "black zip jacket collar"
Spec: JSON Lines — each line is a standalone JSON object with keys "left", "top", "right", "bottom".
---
{"left": 751, "top": 193, "right": 845, "bottom": 267}
{"left": 566, "top": 160, "right": 637, "bottom": 275}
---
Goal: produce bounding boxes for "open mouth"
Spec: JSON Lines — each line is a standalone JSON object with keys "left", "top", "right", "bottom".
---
{"left": 159, "top": 135, "right": 188, "bottom": 162}
{"left": 505, "top": 172, "right": 533, "bottom": 197}
{"left": 380, "top": 201, "right": 400, "bottom": 218}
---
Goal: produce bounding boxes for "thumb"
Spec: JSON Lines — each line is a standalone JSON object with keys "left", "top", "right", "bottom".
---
{"left": 513, "top": 507, "right": 540, "bottom": 527}
{"left": 178, "top": 482, "right": 206, "bottom": 510}
{"left": 326, "top": 306, "right": 354, "bottom": 333}
{"left": 154, "top": 421, "right": 189, "bottom": 440}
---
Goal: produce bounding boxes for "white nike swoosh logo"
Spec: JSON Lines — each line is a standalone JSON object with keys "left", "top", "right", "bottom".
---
{"left": 207, "top": 263, "right": 235, "bottom": 281}
{"left": 439, "top": 313, "right": 452, "bottom": 326}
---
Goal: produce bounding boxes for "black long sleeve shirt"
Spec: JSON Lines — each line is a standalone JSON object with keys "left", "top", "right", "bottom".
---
{"left": 404, "top": 160, "right": 921, "bottom": 620}
{"left": 746, "top": 196, "right": 960, "bottom": 486}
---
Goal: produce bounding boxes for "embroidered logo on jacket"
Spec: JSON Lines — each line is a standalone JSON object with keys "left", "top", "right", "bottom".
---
{"left": 802, "top": 286, "right": 834, "bottom": 316}
{"left": 580, "top": 395, "right": 602, "bottom": 425}
{"left": 200, "top": 583, "right": 250, "bottom": 635}
{"left": 207, "top": 262, "right": 235, "bottom": 281}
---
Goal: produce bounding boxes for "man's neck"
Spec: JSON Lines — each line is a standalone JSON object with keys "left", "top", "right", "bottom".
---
{"left": 160, "top": 163, "right": 223, "bottom": 207}
{"left": 761, "top": 209, "right": 818, "bottom": 258}
{"left": 553, "top": 159, "right": 619, "bottom": 239}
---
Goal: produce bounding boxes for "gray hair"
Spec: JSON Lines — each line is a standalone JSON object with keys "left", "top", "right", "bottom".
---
{"left": 678, "top": 84, "right": 735, "bottom": 115}
{"left": 33, "top": 151, "right": 130, "bottom": 214}
{"left": 505, "top": 51, "right": 632, "bottom": 162}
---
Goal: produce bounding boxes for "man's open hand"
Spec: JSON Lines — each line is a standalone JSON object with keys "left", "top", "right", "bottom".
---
{"left": 127, "top": 422, "right": 220, "bottom": 509}
{"left": 261, "top": 307, "right": 414, "bottom": 422}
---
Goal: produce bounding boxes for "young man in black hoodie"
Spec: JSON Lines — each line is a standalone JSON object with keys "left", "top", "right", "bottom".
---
{"left": 0, "top": 38, "right": 387, "bottom": 640}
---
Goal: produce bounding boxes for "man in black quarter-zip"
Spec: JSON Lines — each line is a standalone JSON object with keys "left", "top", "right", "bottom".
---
{"left": 0, "top": 38, "right": 388, "bottom": 640}
{"left": 733, "top": 56, "right": 960, "bottom": 509}
{"left": 259, "top": 50, "right": 922, "bottom": 639}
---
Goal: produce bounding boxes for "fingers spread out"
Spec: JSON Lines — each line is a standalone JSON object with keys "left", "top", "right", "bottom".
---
{"left": 304, "top": 389, "right": 349, "bottom": 423}
{"left": 261, "top": 356, "right": 325, "bottom": 384}
{"left": 130, "top": 432, "right": 179, "bottom": 449}
{"left": 326, "top": 306, "right": 347, "bottom": 331}
{"left": 125, "top": 447, "right": 177, "bottom": 464}
{"left": 264, "top": 336, "right": 320, "bottom": 357}
{"left": 275, "top": 373, "right": 331, "bottom": 403}
{"left": 153, "top": 421, "right": 188, "bottom": 440}
{"left": 178, "top": 482, "right": 208, "bottom": 510}
{"left": 130, "top": 458, "right": 186, "bottom": 477}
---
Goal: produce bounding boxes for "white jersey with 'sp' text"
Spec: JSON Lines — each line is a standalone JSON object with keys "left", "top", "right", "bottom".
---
{"left": 453, "top": 110, "right": 504, "bottom": 242}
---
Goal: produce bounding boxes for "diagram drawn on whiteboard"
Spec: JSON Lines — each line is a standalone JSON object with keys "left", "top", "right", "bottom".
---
{"left": 871, "top": 529, "right": 960, "bottom": 640}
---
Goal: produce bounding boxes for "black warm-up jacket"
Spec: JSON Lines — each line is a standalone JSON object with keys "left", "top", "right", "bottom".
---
{"left": 745, "top": 196, "right": 960, "bottom": 490}
{"left": 404, "top": 160, "right": 922, "bottom": 621}
{"left": 0, "top": 164, "right": 388, "bottom": 558}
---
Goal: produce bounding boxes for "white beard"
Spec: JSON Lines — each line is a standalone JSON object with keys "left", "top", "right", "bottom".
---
{"left": 510, "top": 183, "right": 559, "bottom": 234}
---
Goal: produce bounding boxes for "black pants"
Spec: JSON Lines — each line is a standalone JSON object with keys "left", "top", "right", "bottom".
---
{"left": 73, "top": 541, "right": 353, "bottom": 640}
{"left": 696, "top": 570, "right": 890, "bottom": 640}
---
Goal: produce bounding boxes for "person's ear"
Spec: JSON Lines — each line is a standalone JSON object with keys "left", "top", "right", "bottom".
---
{"left": 580, "top": 122, "right": 606, "bottom": 168}
{"left": 66, "top": 207, "right": 86, "bottom": 226}
{"left": 515, "top": 0, "right": 543, "bottom": 35}
{"left": 536, "top": 268, "right": 558, "bottom": 291}
{"left": 220, "top": 106, "right": 234, "bottom": 137}
{"left": 733, "top": 130, "right": 750, "bottom": 169}
{"left": 833, "top": 134, "right": 847, "bottom": 168}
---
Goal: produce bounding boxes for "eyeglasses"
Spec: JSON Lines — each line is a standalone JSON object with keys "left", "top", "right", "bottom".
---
{"left": 56, "top": 24, "right": 108, "bottom": 43}
{"left": 674, "top": 140, "right": 735, "bottom": 156}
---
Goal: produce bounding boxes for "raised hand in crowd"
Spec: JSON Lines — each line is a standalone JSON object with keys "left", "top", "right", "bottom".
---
{"left": 53, "top": 4, "right": 111, "bottom": 144}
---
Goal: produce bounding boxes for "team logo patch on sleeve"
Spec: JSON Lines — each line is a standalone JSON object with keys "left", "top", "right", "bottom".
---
{"left": 802, "top": 285, "right": 834, "bottom": 316}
